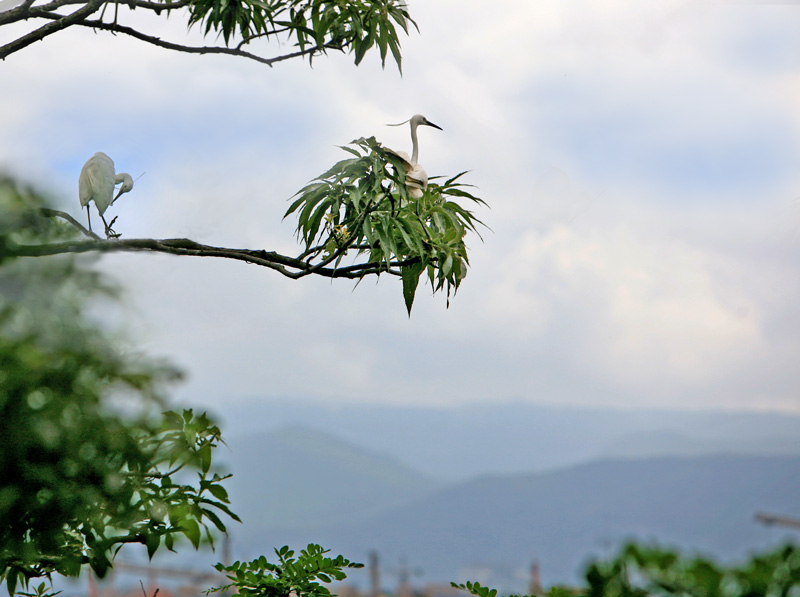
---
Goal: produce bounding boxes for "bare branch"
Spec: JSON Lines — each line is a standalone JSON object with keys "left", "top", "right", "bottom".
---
{"left": 0, "top": 0, "right": 37, "bottom": 27}
{"left": 29, "top": 0, "right": 89, "bottom": 13}
{"left": 127, "top": 0, "right": 188, "bottom": 11}
{"left": 0, "top": 0, "right": 103, "bottom": 59}
{"left": 26, "top": 12, "right": 342, "bottom": 67}
{"left": 39, "top": 207, "right": 102, "bottom": 240}
{"left": 3, "top": 236, "right": 406, "bottom": 280}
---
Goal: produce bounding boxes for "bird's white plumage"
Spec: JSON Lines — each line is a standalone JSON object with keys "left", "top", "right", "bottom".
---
{"left": 387, "top": 114, "right": 442, "bottom": 199}
{"left": 405, "top": 163, "right": 428, "bottom": 199}
{"left": 79, "top": 152, "right": 116, "bottom": 216}
{"left": 78, "top": 151, "right": 134, "bottom": 236}
{"left": 113, "top": 172, "right": 134, "bottom": 202}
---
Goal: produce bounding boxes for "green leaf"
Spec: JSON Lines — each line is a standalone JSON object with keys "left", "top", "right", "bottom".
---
{"left": 198, "top": 443, "right": 212, "bottom": 473}
{"left": 146, "top": 532, "right": 160, "bottom": 560}
{"left": 208, "top": 483, "right": 229, "bottom": 502}
{"left": 180, "top": 518, "right": 202, "bottom": 549}
{"left": 401, "top": 261, "right": 425, "bottom": 316}
{"left": 6, "top": 568, "right": 18, "bottom": 597}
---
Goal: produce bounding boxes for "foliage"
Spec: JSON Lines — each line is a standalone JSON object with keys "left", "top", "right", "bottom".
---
{"left": 452, "top": 543, "right": 800, "bottom": 597}
{"left": 584, "top": 543, "right": 800, "bottom": 597}
{"left": 208, "top": 544, "right": 364, "bottom": 597}
{"left": 451, "top": 581, "right": 499, "bottom": 597}
{"left": 0, "top": 179, "right": 239, "bottom": 594}
{"left": 185, "top": 0, "right": 416, "bottom": 69}
{"left": 285, "top": 136, "right": 486, "bottom": 314}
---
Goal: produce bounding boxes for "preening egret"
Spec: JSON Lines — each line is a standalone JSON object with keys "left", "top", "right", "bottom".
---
{"left": 387, "top": 114, "right": 442, "bottom": 199}
{"left": 78, "top": 152, "right": 134, "bottom": 238}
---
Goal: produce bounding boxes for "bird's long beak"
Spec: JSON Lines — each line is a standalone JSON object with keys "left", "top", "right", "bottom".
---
{"left": 425, "top": 121, "right": 443, "bottom": 131}
{"left": 112, "top": 188, "right": 124, "bottom": 203}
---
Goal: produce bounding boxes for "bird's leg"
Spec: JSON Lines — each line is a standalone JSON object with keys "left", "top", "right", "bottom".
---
{"left": 86, "top": 206, "right": 93, "bottom": 233}
{"left": 100, "top": 214, "right": 121, "bottom": 239}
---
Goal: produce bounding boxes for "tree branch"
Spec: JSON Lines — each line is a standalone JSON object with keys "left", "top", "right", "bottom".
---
{"left": 2, "top": 236, "right": 407, "bottom": 280}
{"left": 28, "top": 0, "right": 88, "bottom": 14}
{"left": 128, "top": 0, "right": 188, "bottom": 10}
{"left": 0, "top": 0, "right": 103, "bottom": 59}
{"left": 24, "top": 208, "right": 402, "bottom": 279}
{"left": 292, "top": 198, "right": 379, "bottom": 279}
{"left": 0, "top": 0, "right": 38, "bottom": 27}
{"left": 25, "top": 12, "right": 343, "bottom": 67}
{"left": 39, "top": 208, "right": 101, "bottom": 240}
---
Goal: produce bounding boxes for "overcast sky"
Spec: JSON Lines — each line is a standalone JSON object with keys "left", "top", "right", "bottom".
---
{"left": 2, "top": 1, "right": 799, "bottom": 412}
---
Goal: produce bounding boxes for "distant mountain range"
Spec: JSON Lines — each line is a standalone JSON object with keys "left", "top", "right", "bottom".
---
{"left": 302, "top": 454, "right": 800, "bottom": 588}
{"left": 215, "top": 399, "right": 800, "bottom": 480}
{"left": 214, "top": 409, "right": 800, "bottom": 593}
{"left": 225, "top": 425, "right": 441, "bottom": 530}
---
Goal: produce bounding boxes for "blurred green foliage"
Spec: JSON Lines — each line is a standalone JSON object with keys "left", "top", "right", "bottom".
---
{"left": 0, "top": 178, "right": 238, "bottom": 594}
{"left": 286, "top": 136, "right": 486, "bottom": 314}
{"left": 453, "top": 543, "right": 800, "bottom": 597}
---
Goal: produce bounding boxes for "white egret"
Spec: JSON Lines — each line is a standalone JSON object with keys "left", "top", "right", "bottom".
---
{"left": 386, "top": 114, "right": 442, "bottom": 199}
{"left": 78, "top": 152, "right": 134, "bottom": 238}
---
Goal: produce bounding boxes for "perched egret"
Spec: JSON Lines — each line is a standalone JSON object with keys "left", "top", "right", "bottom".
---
{"left": 386, "top": 114, "right": 442, "bottom": 199}
{"left": 78, "top": 152, "right": 134, "bottom": 238}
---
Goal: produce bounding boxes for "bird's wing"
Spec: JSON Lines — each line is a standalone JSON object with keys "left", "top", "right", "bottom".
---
{"left": 80, "top": 155, "right": 116, "bottom": 214}
{"left": 385, "top": 147, "right": 413, "bottom": 168}
{"left": 78, "top": 165, "right": 93, "bottom": 208}
{"left": 406, "top": 163, "right": 428, "bottom": 190}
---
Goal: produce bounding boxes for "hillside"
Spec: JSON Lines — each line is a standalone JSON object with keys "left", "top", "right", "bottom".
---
{"left": 224, "top": 425, "right": 441, "bottom": 530}
{"left": 231, "top": 454, "right": 800, "bottom": 591}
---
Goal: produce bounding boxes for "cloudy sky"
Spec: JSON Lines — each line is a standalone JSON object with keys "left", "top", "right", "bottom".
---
{"left": 2, "top": 1, "right": 799, "bottom": 412}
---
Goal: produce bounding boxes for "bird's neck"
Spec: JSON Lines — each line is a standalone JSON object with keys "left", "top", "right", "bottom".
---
{"left": 410, "top": 124, "right": 420, "bottom": 164}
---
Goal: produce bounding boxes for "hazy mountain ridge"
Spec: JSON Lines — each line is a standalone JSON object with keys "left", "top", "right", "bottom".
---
{"left": 216, "top": 398, "right": 800, "bottom": 480}
{"left": 599, "top": 428, "right": 800, "bottom": 459}
{"left": 225, "top": 425, "right": 441, "bottom": 530}
{"left": 233, "top": 454, "right": 800, "bottom": 591}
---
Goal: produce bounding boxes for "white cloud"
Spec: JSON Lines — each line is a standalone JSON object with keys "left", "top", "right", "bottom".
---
{"left": 2, "top": 0, "right": 799, "bottom": 412}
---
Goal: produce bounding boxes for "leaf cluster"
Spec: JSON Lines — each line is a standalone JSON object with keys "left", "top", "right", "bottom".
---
{"left": 285, "top": 137, "right": 486, "bottom": 313}
{"left": 185, "top": 0, "right": 415, "bottom": 69}
{"left": 209, "top": 544, "right": 364, "bottom": 597}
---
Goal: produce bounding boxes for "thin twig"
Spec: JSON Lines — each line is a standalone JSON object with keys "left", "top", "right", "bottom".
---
{"left": 39, "top": 207, "right": 101, "bottom": 240}
{"left": 295, "top": 198, "right": 379, "bottom": 279}
{"left": 235, "top": 27, "right": 289, "bottom": 50}
{"left": 140, "top": 580, "right": 159, "bottom": 597}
